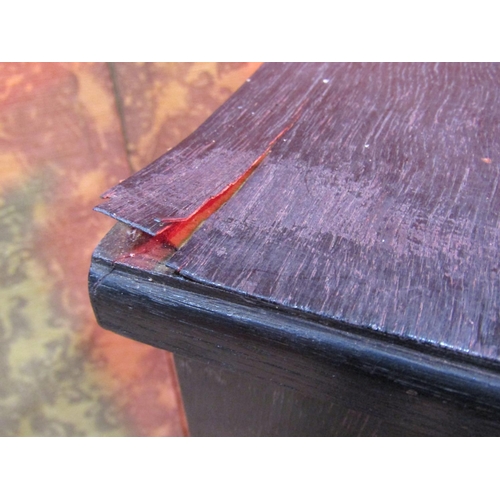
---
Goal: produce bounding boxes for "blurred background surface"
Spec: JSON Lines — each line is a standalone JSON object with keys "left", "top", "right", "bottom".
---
{"left": 0, "top": 62, "right": 260, "bottom": 436}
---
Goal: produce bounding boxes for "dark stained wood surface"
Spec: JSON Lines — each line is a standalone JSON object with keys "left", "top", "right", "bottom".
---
{"left": 95, "top": 63, "right": 312, "bottom": 235}
{"left": 90, "top": 63, "right": 500, "bottom": 435}
{"left": 164, "top": 63, "right": 500, "bottom": 366}
{"left": 90, "top": 223, "right": 500, "bottom": 435}
{"left": 174, "top": 355, "right": 500, "bottom": 437}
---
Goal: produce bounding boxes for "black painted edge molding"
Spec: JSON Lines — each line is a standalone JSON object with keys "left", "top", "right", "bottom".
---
{"left": 89, "top": 240, "right": 500, "bottom": 414}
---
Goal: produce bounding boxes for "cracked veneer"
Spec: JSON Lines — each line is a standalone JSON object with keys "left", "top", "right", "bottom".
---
{"left": 102, "top": 113, "right": 302, "bottom": 265}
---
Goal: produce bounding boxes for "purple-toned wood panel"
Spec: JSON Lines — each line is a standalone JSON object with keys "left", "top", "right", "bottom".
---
{"left": 95, "top": 63, "right": 322, "bottom": 235}
{"left": 165, "top": 63, "right": 500, "bottom": 364}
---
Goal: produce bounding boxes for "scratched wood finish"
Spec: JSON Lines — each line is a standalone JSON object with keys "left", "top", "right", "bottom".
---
{"left": 165, "top": 63, "right": 500, "bottom": 366}
{"left": 90, "top": 63, "right": 500, "bottom": 435}
{"left": 89, "top": 223, "right": 500, "bottom": 435}
{"left": 96, "top": 63, "right": 312, "bottom": 235}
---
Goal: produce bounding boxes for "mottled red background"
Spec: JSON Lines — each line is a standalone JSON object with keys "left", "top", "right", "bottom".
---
{"left": 0, "top": 62, "right": 260, "bottom": 436}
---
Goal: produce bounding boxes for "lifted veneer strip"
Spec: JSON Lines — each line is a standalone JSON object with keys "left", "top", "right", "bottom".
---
{"left": 133, "top": 119, "right": 299, "bottom": 260}
{"left": 159, "top": 120, "right": 298, "bottom": 249}
{"left": 94, "top": 64, "right": 329, "bottom": 236}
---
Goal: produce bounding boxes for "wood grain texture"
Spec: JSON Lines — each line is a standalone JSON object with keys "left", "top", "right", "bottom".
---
{"left": 89, "top": 224, "right": 500, "bottom": 436}
{"left": 90, "top": 63, "right": 500, "bottom": 435}
{"left": 95, "top": 63, "right": 306, "bottom": 235}
{"left": 164, "top": 63, "right": 500, "bottom": 365}
{"left": 174, "top": 355, "right": 497, "bottom": 437}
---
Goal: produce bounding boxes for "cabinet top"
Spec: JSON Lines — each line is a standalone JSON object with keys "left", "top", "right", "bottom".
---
{"left": 95, "top": 63, "right": 500, "bottom": 367}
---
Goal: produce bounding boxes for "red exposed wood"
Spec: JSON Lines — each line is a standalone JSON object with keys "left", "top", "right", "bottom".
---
{"left": 158, "top": 114, "right": 301, "bottom": 249}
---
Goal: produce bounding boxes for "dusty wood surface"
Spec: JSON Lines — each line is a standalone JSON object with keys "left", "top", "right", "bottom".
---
{"left": 167, "top": 63, "right": 500, "bottom": 366}
{"left": 90, "top": 63, "right": 500, "bottom": 435}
